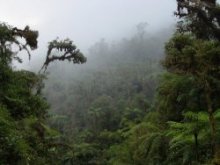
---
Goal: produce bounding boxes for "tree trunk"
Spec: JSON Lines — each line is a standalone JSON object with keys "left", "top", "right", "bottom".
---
{"left": 205, "top": 80, "right": 220, "bottom": 164}
{"left": 194, "top": 133, "right": 199, "bottom": 162}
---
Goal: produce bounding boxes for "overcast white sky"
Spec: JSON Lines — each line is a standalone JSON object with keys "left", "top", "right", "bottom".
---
{"left": 0, "top": 0, "right": 177, "bottom": 68}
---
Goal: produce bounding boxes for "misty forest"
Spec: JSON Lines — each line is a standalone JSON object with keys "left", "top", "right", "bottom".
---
{"left": 1, "top": 0, "right": 220, "bottom": 165}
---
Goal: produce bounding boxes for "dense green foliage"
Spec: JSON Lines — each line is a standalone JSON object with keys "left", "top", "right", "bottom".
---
{"left": 0, "top": 23, "right": 52, "bottom": 164}
{"left": 0, "top": 23, "right": 85, "bottom": 164}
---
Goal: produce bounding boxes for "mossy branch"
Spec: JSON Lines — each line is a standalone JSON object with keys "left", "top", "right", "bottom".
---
{"left": 40, "top": 38, "right": 86, "bottom": 72}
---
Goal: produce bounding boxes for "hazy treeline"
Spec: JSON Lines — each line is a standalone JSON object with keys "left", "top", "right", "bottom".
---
{"left": 43, "top": 25, "right": 173, "bottom": 164}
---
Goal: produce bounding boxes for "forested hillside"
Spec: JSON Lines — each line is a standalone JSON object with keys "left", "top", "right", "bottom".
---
{"left": 1, "top": 0, "right": 220, "bottom": 164}
{"left": 43, "top": 24, "right": 172, "bottom": 164}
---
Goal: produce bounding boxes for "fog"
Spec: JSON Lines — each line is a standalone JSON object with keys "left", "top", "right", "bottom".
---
{"left": 0, "top": 0, "right": 176, "bottom": 69}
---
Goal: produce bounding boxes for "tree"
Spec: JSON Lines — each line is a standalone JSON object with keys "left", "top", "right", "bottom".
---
{"left": 153, "top": 1, "right": 220, "bottom": 163}
{"left": 176, "top": 0, "right": 220, "bottom": 40}
{"left": 41, "top": 38, "right": 86, "bottom": 72}
{"left": 163, "top": 33, "right": 220, "bottom": 163}
{"left": 0, "top": 22, "right": 86, "bottom": 164}
{"left": 166, "top": 111, "right": 220, "bottom": 164}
